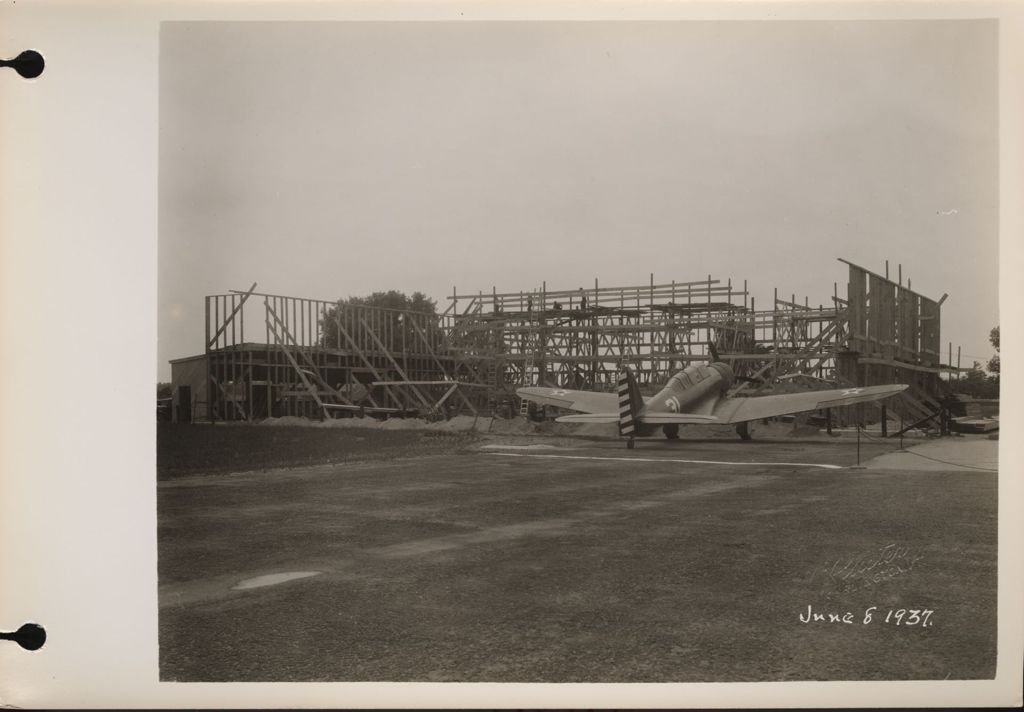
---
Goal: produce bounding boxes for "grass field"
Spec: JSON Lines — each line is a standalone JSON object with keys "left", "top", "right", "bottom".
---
{"left": 157, "top": 425, "right": 997, "bottom": 682}
{"left": 157, "top": 422, "right": 479, "bottom": 479}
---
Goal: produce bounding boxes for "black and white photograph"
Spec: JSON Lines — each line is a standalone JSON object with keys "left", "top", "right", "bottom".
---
{"left": 157, "top": 19, "right": 1000, "bottom": 682}
{"left": 2, "top": 2, "right": 1022, "bottom": 708}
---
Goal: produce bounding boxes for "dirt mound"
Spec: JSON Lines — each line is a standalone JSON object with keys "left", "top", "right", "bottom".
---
{"left": 259, "top": 416, "right": 315, "bottom": 427}
{"left": 259, "top": 414, "right": 495, "bottom": 433}
{"left": 487, "top": 418, "right": 537, "bottom": 435}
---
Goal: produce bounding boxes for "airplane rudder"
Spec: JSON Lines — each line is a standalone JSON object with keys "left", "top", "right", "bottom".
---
{"left": 617, "top": 368, "right": 640, "bottom": 437}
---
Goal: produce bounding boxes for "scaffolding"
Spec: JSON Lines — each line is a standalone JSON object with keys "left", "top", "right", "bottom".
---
{"left": 446, "top": 276, "right": 846, "bottom": 394}
{"left": 200, "top": 286, "right": 488, "bottom": 422}
{"left": 182, "top": 257, "right": 961, "bottom": 427}
{"left": 445, "top": 258, "right": 958, "bottom": 427}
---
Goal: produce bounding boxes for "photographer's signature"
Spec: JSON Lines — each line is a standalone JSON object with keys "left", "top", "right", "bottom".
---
{"left": 822, "top": 543, "right": 923, "bottom": 589}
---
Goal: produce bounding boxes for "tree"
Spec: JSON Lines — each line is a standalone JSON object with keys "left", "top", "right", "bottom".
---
{"left": 955, "top": 361, "right": 999, "bottom": 399}
{"left": 987, "top": 325, "right": 1000, "bottom": 374}
{"left": 157, "top": 382, "right": 172, "bottom": 398}
{"left": 319, "top": 290, "right": 441, "bottom": 354}
{"left": 341, "top": 290, "right": 437, "bottom": 314}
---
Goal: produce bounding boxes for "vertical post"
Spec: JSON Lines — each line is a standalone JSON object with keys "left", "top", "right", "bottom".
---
{"left": 707, "top": 275, "right": 713, "bottom": 362}
{"left": 885, "top": 260, "right": 889, "bottom": 280}
{"left": 772, "top": 287, "right": 779, "bottom": 378}
{"left": 880, "top": 405, "right": 888, "bottom": 437}
{"left": 751, "top": 296, "right": 756, "bottom": 344}
{"left": 592, "top": 277, "right": 599, "bottom": 385}
{"left": 266, "top": 298, "right": 272, "bottom": 418}
{"left": 205, "top": 296, "right": 213, "bottom": 423}
{"left": 539, "top": 280, "right": 547, "bottom": 385}
{"left": 247, "top": 350, "right": 254, "bottom": 420}
{"left": 825, "top": 407, "right": 832, "bottom": 435}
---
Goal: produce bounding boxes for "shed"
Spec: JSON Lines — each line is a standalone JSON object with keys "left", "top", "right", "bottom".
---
{"left": 169, "top": 354, "right": 207, "bottom": 422}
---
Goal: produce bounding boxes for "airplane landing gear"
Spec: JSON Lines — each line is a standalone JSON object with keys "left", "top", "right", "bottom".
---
{"left": 736, "top": 422, "right": 753, "bottom": 441}
{"left": 626, "top": 438, "right": 636, "bottom": 450}
{"left": 662, "top": 424, "right": 680, "bottom": 440}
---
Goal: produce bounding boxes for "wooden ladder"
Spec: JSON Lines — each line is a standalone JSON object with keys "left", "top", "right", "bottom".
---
{"left": 484, "top": 362, "right": 498, "bottom": 415}
{"left": 519, "top": 397, "right": 530, "bottom": 418}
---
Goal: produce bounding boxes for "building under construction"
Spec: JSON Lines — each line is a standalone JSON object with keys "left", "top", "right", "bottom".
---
{"left": 169, "top": 258, "right": 961, "bottom": 430}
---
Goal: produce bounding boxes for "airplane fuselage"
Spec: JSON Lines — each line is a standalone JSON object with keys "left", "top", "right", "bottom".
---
{"left": 517, "top": 358, "right": 908, "bottom": 448}
{"left": 635, "top": 362, "right": 735, "bottom": 436}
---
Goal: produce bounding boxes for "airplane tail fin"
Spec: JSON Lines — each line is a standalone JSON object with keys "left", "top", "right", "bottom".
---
{"left": 616, "top": 367, "right": 643, "bottom": 437}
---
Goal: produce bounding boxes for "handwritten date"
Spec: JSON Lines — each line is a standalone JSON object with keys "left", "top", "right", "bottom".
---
{"left": 799, "top": 604, "right": 934, "bottom": 627}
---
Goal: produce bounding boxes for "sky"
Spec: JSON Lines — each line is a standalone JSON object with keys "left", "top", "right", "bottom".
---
{"left": 158, "top": 20, "right": 998, "bottom": 382}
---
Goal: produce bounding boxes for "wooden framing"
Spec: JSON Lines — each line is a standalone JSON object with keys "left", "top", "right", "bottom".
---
{"left": 194, "top": 257, "right": 958, "bottom": 425}
{"left": 202, "top": 286, "right": 493, "bottom": 421}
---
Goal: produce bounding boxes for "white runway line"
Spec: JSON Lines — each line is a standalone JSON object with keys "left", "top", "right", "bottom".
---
{"left": 486, "top": 452, "right": 842, "bottom": 469}
{"left": 232, "top": 571, "right": 322, "bottom": 590}
{"left": 479, "top": 443, "right": 566, "bottom": 450}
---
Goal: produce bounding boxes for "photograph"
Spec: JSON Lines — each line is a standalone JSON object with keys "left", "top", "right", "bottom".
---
{"left": 155, "top": 18, "right": 1001, "bottom": 683}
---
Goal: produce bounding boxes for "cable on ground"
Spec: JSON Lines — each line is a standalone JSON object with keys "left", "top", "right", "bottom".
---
{"left": 856, "top": 425, "right": 998, "bottom": 472}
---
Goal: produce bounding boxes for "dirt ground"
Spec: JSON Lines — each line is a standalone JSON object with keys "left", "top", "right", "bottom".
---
{"left": 157, "top": 422, "right": 479, "bottom": 479}
{"left": 157, "top": 416, "right": 917, "bottom": 479}
{"left": 157, "top": 423, "right": 997, "bottom": 682}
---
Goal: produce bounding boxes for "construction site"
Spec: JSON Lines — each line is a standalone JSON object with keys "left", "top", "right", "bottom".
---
{"left": 159, "top": 255, "right": 999, "bottom": 684}
{"left": 168, "top": 256, "right": 970, "bottom": 437}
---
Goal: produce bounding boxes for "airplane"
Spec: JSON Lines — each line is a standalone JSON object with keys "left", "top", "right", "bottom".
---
{"left": 516, "top": 350, "right": 908, "bottom": 449}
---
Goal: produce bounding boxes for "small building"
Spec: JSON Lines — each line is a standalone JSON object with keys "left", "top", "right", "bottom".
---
{"left": 168, "top": 354, "right": 208, "bottom": 423}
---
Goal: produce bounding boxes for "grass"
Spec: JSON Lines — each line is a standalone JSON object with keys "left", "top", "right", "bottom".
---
{"left": 158, "top": 435, "right": 997, "bottom": 682}
{"left": 157, "top": 422, "right": 478, "bottom": 479}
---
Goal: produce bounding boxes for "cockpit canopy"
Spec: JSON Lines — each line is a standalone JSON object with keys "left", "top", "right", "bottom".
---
{"left": 667, "top": 362, "right": 735, "bottom": 392}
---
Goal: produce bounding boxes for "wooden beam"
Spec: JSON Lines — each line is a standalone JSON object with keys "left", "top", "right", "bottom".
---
{"left": 449, "top": 278, "right": 724, "bottom": 302}
{"left": 434, "top": 383, "right": 461, "bottom": 410}
{"left": 265, "top": 303, "right": 329, "bottom": 419}
{"left": 265, "top": 301, "right": 353, "bottom": 405}
{"left": 856, "top": 356, "right": 961, "bottom": 373}
{"left": 333, "top": 318, "right": 394, "bottom": 409}
{"left": 838, "top": 258, "right": 939, "bottom": 302}
{"left": 208, "top": 282, "right": 257, "bottom": 348}
{"left": 356, "top": 317, "right": 436, "bottom": 412}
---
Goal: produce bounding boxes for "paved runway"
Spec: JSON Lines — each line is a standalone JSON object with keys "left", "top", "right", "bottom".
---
{"left": 158, "top": 435, "right": 997, "bottom": 682}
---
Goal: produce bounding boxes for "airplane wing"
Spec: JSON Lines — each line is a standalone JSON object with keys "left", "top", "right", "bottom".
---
{"left": 322, "top": 403, "right": 407, "bottom": 414}
{"left": 638, "top": 413, "right": 720, "bottom": 424}
{"left": 554, "top": 413, "right": 620, "bottom": 423}
{"left": 555, "top": 413, "right": 719, "bottom": 424}
{"left": 711, "top": 384, "right": 908, "bottom": 424}
{"left": 516, "top": 386, "right": 618, "bottom": 414}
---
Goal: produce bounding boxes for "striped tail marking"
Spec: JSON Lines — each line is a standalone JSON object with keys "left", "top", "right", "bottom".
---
{"left": 617, "top": 368, "right": 642, "bottom": 437}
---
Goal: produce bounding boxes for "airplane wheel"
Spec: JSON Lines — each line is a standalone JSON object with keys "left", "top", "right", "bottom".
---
{"left": 626, "top": 438, "right": 636, "bottom": 450}
{"left": 736, "top": 422, "right": 753, "bottom": 441}
{"left": 662, "top": 424, "right": 680, "bottom": 440}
